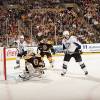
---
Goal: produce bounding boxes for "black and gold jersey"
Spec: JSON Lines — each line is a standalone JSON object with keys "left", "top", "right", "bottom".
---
{"left": 26, "top": 55, "right": 44, "bottom": 68}
{"left": 38, "top": 43, "right": 54, "bottom": 53}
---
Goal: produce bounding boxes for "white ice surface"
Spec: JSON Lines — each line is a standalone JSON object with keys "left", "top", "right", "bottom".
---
{"left": 0, "top": 54, "right": 100, "bottom": 100}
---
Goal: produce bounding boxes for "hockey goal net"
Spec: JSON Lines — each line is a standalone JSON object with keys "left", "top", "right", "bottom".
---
{"left": 0, "top": 47, "right": 20, "bottom": 80}
{"left": 0, "top": 47, "right": 38, "bottom": 80}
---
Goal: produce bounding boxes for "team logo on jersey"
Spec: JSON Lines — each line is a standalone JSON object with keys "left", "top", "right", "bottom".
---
{"left": 33, "top": 59, "right": 39, "bottom": 66}
{"left": 65, "top": 43, "right": 70, "bottom": 49}
{"left": 43, "top": 45, "right": 47, "bottom": 51}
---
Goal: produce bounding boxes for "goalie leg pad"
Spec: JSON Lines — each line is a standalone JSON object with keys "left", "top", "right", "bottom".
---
{"left": 26, "top": 62, "right": 35, "bottom": 76}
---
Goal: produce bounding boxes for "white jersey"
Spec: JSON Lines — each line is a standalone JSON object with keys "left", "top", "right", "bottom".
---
{"left": 16, "top": 41, "right": 27, "bottom": 53}
{"left": 24, "top": 41, "right": 36, "bottom": 53}
{"left": 15, "top": 38, "right": 36, "bottom": 52}
{"left": 62, "top": 36, "right": 81, "bottom": 53}
{"left": 24, "top": 41, "right": 36, "bottom": 47}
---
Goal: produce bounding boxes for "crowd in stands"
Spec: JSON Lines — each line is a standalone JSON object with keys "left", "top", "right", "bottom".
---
{"left": 80, "top": 0, "right": 100, "bottom": 32}
{"left": 0, "top": 0, "right": 100, "bottom": 46}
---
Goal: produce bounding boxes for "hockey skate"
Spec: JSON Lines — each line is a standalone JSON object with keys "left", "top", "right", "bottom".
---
{"left": 85, "top": 71, "right": 88, "bottom": 75}
{"left": 61, "top": 71, "right": 66, "bottom": 76}
{"left": 51, "top": 64, "right": 54, "bottom": 68}
{"left": 19, "top": 70, "right": 31, "bottom": 81}
{"left": 61, "top": 65, "right": 67, "bottom": 76}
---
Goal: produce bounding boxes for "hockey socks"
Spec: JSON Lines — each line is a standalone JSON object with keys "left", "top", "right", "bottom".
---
{"left": 80, "top": 63, "right": 88, "bottom": 75}
{"left": 61, "top": 64, "right": 67, "bottom": 76}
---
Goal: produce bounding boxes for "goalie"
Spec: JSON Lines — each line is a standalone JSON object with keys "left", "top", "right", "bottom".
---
{"left": 19, "top": 50, "right": 45, "bottom": 80}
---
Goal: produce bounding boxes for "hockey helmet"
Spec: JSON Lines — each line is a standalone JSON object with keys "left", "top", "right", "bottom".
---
{"left": 19, "top": 35, "right": 24, "bottom": 39}
{"left": 63, "top": 31, "right": 69, "bottom": 36}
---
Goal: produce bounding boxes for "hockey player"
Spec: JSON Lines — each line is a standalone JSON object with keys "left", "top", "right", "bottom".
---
{"left": 14, "top": 35, "right": 36, "bottom": 68}
{"left": 61, "top": 30, "right": 88, "bottom": 76}
{"left": 14, "top": 35, "right": 27, "bottom": 68}
{"left": 19, "top": 51, "right": 45, "bottom": 80}
{"left": 37, "top": 37, "right": 55, "bottom": 68}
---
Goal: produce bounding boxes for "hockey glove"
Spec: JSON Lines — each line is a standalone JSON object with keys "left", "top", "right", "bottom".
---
{"left": 79, "top": 49, "right": 83, "bottom": 54}
{"left": 51, "top": 48, "right": 55, "bottom": 55}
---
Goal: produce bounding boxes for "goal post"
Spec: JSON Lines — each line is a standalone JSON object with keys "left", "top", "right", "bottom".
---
{"left": 3, "top": 47, "right": 7, "bottom": 80}
{"left": 0, "top": 47, "right": 7, "bottom": 80}
{"left": 0, "top": 47, "right": 24, "bottom": 80}
{"left": 0, "top": 46, "right": 38, "bottom": 80}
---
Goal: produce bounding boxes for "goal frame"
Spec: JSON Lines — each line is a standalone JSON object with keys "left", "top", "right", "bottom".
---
{"left": 3, "top": 47, "right": 7, "bottom": 80}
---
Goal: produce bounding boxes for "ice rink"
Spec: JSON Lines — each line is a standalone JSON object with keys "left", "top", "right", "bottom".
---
{"left": 0, "top": 54, "right": 100, "bottom": 100}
